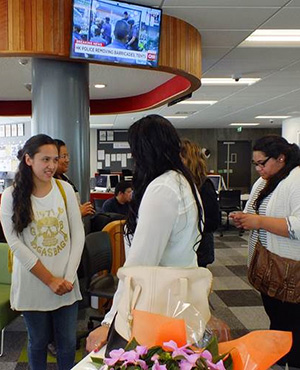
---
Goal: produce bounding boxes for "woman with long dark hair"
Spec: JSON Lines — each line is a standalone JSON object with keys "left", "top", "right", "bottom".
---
{"left": 0, "top": 134, "right": 85, "bottom": 370}
{"left": 231, "top": 135, "right": 300, "bottom": 368}
{"left": 86, "top": 115, "right": 204, "bottom": 352}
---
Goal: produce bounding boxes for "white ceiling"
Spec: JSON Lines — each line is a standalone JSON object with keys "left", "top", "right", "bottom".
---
{"left": 1, "top": 0, "right": 300, "bottom": 129}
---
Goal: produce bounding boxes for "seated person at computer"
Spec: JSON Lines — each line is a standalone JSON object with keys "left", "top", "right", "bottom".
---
{"left": 102, "top": 180, "right": 132, "bottom": 215}
{"left": 54, "top": 139, "right": 95, "bottom": 217}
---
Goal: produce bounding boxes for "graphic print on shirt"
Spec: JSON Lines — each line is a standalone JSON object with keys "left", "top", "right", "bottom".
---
{"left": 30, "top": 207, "right": 68, "bottom": 257}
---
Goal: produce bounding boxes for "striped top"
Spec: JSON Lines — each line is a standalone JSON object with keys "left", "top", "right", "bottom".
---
{"left": 244, "top": 166, "right": 300, "bottom": 264}
{"left": 245, "top": 179, "right": 272, "bottom": 265}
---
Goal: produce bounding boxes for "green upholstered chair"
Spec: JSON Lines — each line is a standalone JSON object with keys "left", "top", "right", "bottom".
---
{"left": 0, "top": 242, "right": 20, "bottom": 356}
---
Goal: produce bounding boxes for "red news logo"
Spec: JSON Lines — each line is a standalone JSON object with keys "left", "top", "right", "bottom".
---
{"left": 147, "top": 52, "right": 156, "bottom": 61}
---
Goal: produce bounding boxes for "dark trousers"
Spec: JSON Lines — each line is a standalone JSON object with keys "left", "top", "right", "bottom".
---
{"left": 261, "top": 293, "right": 300, "bottom": 368}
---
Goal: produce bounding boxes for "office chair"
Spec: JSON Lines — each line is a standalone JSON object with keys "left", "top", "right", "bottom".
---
{"left": 93, "top": 198, "right": 107, "bottom": 213}
{"left": 102, "top": 219, "right": 126, "bottom": 275}
{"left": 0, "top": 243, "right": 20, "bottom": 356}
{"left": 90, "top": 212, "right": 125, "bottom": 233}
{"left": 78, "top": 231, "right": 118, "bottom": 348}
{"left": 218, "top": 190, "right": 241, "bottom": 236}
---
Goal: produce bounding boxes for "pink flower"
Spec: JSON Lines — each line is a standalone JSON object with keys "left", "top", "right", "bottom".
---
{"left": 179, "top": 353, "right": 201, "bottom": 370}
{"left": 163, "top": 340, "right": 193, "bottom": 358}
{"left": 200, "top": 350, "right": 226, "bottom": 370}
{"left": 152, "top": 360, "right": 167, "bottom": 370}
{"left": 201, "top": 350, "right": 213, "bottom": 362}
{"left": 122, "top": 349, "right": 140, "bottom": 363}
{"left": 104, "top": 348, "right": 125, "bottom": 366}
{"left": 136, "top": 345, "right": 148, "bottom": 356}
{"left": 137, "top": 359, "right": 148, "bottom": 369}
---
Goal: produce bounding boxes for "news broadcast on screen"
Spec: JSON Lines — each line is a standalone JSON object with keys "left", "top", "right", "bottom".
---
{"left": 70, "top": 0, "right": 162, "bottom": 67}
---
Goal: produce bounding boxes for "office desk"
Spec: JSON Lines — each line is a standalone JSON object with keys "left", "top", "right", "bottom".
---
{"left": 90, "top": 192, "right": 114, "bottom": 201}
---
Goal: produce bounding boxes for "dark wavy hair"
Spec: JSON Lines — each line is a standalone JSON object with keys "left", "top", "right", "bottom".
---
{"left": 12, "top": 134, "right": 56, "bottom": 233}
{"left": 53, "top": 138, "right": 66, "bottom": 153}
{"left": 125, "top": 114, "right": 203, "bottom": 243}
{"left": 253, "top": 134, "right": 300, "bottom": 211}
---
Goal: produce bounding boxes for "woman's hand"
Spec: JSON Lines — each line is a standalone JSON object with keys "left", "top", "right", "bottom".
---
{"left": 86, "top": 325, "right": 109, "bottom": 353}
{"left": 80, "top": 202, "right": 95, "bottom": 217}
{"left": 48, "top": 277, "right": 73, "bottom": 295}
{"left": 230, "top": 212, "right": 261, "bottom": 230}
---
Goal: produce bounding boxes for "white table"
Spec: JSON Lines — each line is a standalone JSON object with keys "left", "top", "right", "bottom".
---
{"left": 72, "top": 347, "right": 106, "bottom": 370}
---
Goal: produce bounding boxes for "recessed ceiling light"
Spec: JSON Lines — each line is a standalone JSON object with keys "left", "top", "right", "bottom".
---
{"left": 164, "top": 116, "right": 187, "bottom": 119}
{"left": 94, "top": 84, "right": 106, "bottom": 88}
{"left": 230, "top": 123, "right": 260, "bottom": 126}
{"left": 177, "top": 100, "right": 218, "bottom": 105}
{"left": 255, "top": 115, "right": 291, "bottom": 119}
{"left": 90, "top": 123, "right": 113, "bottom": 127}
{"left": 240, "top": 29, "right": 300, "bottom": 47}
{"left": 201, "top": 78, "right": 260, "bottom": 85}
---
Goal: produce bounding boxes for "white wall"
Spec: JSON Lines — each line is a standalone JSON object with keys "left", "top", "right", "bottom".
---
{"left": 282, "top": 118, "right": 300, "bottom": 146}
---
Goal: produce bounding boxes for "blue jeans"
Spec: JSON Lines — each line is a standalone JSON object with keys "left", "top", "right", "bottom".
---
{"left": 23, "top": 301, "right": 79, "bottom": 370}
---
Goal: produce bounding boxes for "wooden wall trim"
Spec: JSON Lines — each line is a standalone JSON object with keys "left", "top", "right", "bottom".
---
{"left": 0, "top": 1, "right": 201, "bottom": 112}
{"left": 0, "top": 1, "right": 201, "bottom": 78}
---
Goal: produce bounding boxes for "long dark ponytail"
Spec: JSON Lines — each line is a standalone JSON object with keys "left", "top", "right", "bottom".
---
{"left": 253, "top": 135, "right": 300, "bottom": 211}
{"left": 12, "top": 134, "right": 56, "bottom": 233}
{"left": 125, "top": 115, "right": 203, "bottom": 243}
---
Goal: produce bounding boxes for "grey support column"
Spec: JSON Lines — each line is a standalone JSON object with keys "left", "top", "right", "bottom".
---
{"left": 31, "top": 58, "right": 90, "bottom": 202}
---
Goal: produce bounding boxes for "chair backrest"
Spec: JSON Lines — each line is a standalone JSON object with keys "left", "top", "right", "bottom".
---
{"left": 81, "top": 231, "right": 113, "bottom": 283}
{"left": 219, "top": 190, "right": 241, "bottom": 210}
{"left": 90, "top": 212, "right": 125, "bottom": 232}
{"left": 0, "top": 243, "right": 11, "bottom": 284}
{"left": 102, "top": 219, "right": 126, "bottom": 274}
{"left": 93, "top": 198, "right": 107, "bottom": 213}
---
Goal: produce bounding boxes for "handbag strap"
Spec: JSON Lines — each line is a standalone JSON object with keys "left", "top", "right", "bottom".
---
{"left": 55, "top": 179, "right": 67, "bottom": 210}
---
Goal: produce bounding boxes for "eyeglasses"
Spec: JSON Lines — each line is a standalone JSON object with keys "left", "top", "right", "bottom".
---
{"left": 251, "top": 157, "right": 271, "bottom": 168}
{"left": 59, "top": 154, "right": 70, "bottom": 160}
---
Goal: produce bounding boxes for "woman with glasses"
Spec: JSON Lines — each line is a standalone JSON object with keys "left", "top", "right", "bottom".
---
{"left": 231, "top": 134, "right": 300, "bottom": 369}
{"left": 54, "top": 139, "right": 94, "bottom": 217}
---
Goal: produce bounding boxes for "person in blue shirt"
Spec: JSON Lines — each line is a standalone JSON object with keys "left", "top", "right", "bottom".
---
{"left": 102, "top": 181, "right": 132, "bottom": 216}
{"left": 102, "top": 17, "right": 112, "bottom": 44}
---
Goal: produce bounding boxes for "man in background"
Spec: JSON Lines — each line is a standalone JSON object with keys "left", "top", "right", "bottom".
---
{"left": 102, "top": 180, "right": 132, "bottom": 215}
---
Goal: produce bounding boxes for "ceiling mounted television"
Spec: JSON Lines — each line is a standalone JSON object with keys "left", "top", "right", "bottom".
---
{"left": 70, "top": 0, "right": 162, "bottom": 67}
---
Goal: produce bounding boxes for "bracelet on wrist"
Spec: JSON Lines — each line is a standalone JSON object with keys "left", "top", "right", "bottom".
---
{"left": 101, "top": 322, "right": 110, "bottom": 328}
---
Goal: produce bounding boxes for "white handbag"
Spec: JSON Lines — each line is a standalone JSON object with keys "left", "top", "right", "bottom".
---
{"left": 115, "top": 266, "right": 213, "bottom": 341}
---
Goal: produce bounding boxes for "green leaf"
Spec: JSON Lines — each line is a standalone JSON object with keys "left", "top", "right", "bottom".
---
{"left": 143, "top": 346, "right": 163, "bottom": 362}
{"left": 205, "top": 335, "right": 219, "bottom": 358}
{"left": 90, "top": 356, "right": 104, "bottom": 365}
{"left": 223, "top": 353, "right": 233, "bottom": 370}
{"left": 125, "top": 337, "right": 140, "bottom": 351}
{"left": 166, "top": 360, "right": 181, "bottom": 370}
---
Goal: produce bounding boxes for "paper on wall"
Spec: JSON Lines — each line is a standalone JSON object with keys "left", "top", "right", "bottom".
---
{"left": 105, "top": 154, "right": 110, "bottom": 167}
{"left": 97, "top": 150, "right": 105, "bottom": 160}
{"left": 121, "top": 153, "right": 127, "bottom": 167}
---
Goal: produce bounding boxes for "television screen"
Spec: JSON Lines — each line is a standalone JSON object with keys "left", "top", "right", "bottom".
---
{"left": 70, "top": 0, "right": 162, "bottom": 67}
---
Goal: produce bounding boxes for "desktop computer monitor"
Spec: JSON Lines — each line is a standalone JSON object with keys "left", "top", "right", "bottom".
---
{"left": 207, "top": 175, "right": 227, "bottom": 193}
{"left": 95, "top": 174, "right": 120, "bottom": 192}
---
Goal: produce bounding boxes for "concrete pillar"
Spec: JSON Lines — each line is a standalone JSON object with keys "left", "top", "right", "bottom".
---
{"left": 282, "top": 117, "right": 300, "bottom": 146}
{"left": 31, "top": 58, "right": 90, "bottom": 201}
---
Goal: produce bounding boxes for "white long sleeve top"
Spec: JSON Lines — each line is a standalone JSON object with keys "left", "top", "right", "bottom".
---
{"left": 0, "top": 178, "right": 85, "bottom": 311}
{"left": 103, "top": 170, "right": 203, "bottom": 324}
{"left": 245, "top": 166, "right": 300, "bottom": 261}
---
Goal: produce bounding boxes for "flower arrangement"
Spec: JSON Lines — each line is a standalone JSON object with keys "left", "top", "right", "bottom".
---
{"left": 91, "top": 337, "right": 232, "bottom": 370}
